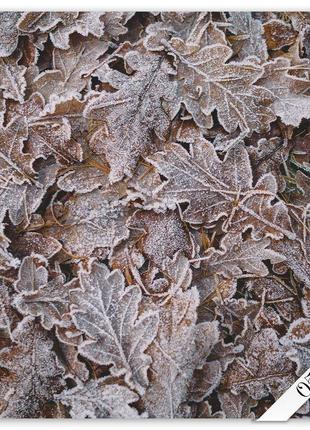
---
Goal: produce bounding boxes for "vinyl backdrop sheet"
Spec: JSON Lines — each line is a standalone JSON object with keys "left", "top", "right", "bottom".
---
{"left": 0, "top": 11, "right": 309, "bottom": 419}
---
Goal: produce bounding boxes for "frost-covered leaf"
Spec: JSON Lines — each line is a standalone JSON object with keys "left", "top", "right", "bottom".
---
{"left": 188, "top": 360, "right": 222, "bottom": 402}
{"left": 263, "top": 19, "right": 297, "bottom": 50}
{"left": 0, "top": 59, "right": 26, "bottom": 103}
{"left": 228, "top": 12, "right": 268, "bottom": 61}
{"left": 18, "top": 12, "right": 79, "bottom": 34}
{"left": 163, "top": 40, "right": 275, "bottom": 132}
{"left": 222, "top": 327, "right": 296, "bottom": 400}
{"left": 0, "top": 317, "right": 64, "bottom": 418}
{"left": 199, "top": 233, "right": 285, "bottom": 277}
{"left": 218, "top": 391, "right": 256, "bottom": 418}
{"left": 0, "top": 12, "right": 21, "bottom": 57}
{"left": 247, "top": 277, "right": 301, "bottom": 322}
{"left": 0, "top": 161, "right": 59, "bottom": 225}
{"left": 13, "top": 255, "right": 78, "bottom": 330}
{"left": 27, "top": 118, "right": 83, "bottom": 165}
{"left": 56, "top": 377, "right": 140, "bottom": 418}
{"left": 46, "top": 188, "right": 129, "bottom": 257}
{"left": 258, "top": 58, "right": 310, "bottom": 126}
{"left": 57, "top": 166, "right": 108, "bottom": 194}
{"left": 147, "top": 141, "right": 294, "bottom": 239}
{"left": 31, "top": 35, "right": 109, "bottom": 104}
{"left": 282, "top": 318, "right": 310, "bottom": 376}
{"left": 71, "top": 262, "right": 159, "bottom": 394}
{"left": 84, "top": 49, "right": 177, "bottom": 182}
{"left": 11, "top": 232, "right": 62, "bottom": 259}
{"left": 127, "top": 210, "right": 193, "bottom": 266}
{"left": 248, "top": 137, "right": 289, "bottom": 192}
{"left": 144, "top": 287, "right": 219, "bottom": 417}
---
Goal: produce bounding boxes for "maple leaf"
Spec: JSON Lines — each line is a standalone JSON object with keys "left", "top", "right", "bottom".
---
{"left": 257, "top": 57, "right": 310, "bottom": 126}
{"left": 163, "top": 39, "right": 275, "bottom": 132}
{"left": 56, "top": 377, "right": 140, "bottom": 418}
{"left": 144, "top": 287, "right": 219, "bottom": 417}
{"left": 0, "top": 317, "right": 64, "bottom": 417}
{"left": 0, "top": 12, "right": 21, "bottom": 57}
{"left": 147, "top": 141, "right": 294, "bottom": 239}
{"left": 71, "top": 262, "right": 159, "bottom": 394}
{"left": 84, "top": 49, "right": 177, "bottom": 182}
{"left": 197, "top": 233, "right": 285, "bottom": 278}
{"left": 13, "top": 256, "right": 78, "bottom": 330}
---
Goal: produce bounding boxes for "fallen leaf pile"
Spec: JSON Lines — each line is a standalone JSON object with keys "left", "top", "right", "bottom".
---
{"left": 0, "top": 11, "right": 309, "bottom": 419}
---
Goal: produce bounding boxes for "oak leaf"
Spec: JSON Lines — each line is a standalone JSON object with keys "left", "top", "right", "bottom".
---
{"left": 147, "top": 141, "right": 294, "bottom": 239}
{"left": 71, "top": 262, "right": 159, "bottom": 394}
{"left": 84, "top": 49, "right": 177, "bottom": 182}
{"left": 0, "top": 317, "right": 64, "bottom": 418}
